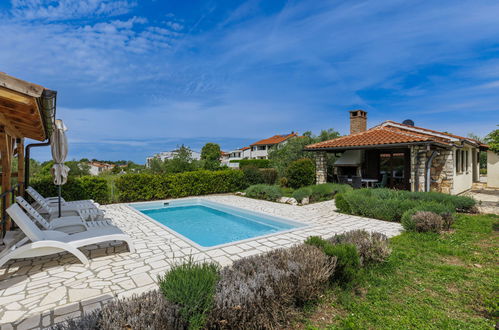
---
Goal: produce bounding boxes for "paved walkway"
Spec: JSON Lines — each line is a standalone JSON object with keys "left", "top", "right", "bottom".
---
{"left": 0, "top": 195, "right": 402, "bottom": 329}
{"left": 463, "top": 188, "right": 499, "bottom": 214}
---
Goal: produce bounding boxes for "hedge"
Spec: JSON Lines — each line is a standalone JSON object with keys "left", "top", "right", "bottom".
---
{"left": 286, "top": 158, "right": 315, "bottom": 188}
{"left": 238, "top": 159, "right": 271, "bottom": 168}
{"left": 115, "top": 170, "right": 246, "bottom": 202}
{"left": 335, "top": 188, "right": 475, "bottom": 222}
{"left": 30, "top": 175, "right": 110, "bottom": 204}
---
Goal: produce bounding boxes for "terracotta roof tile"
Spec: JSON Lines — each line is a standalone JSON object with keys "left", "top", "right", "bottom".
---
{"left": 305, "top": 127, "right": 433, "bottom": 149}
{"left": 305, "top": 120, "right": 487, "bottom": 150}
{"left": 251, "top": 133, "right": 297, "bottom": 146}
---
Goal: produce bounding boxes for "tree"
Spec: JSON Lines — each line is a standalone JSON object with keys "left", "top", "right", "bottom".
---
{"left": 165, "top": 145, "right": 197, "bottom": 173}
{"left": 268, "top": 128, "right": 340, "bottom": 176}
{"left": 201, "top": 142, "right": 221, "bottom": 170}
{"left": 485, "top": 127, "right": 499, "bottom": 154}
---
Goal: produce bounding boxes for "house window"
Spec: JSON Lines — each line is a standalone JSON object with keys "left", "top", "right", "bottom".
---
{"left": 258, "top": 146, "right": 266, "bottom": 150}
{"left": 465, "top": 150, "right": 469, "bottom": 172}
{"left": 456, "top": 149, "right": 461, "bottom": 173}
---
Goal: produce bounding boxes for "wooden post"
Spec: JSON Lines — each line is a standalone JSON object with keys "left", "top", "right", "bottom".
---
{"left": 17, "top": 138, "right": 25, "bottom": 195}
{"left": 0, "top": 127, "right": 13, "bottom": 230}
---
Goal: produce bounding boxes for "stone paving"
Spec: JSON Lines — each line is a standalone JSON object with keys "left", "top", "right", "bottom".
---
{"left": 0, "top": 195, "right": 402, "bottom": 329}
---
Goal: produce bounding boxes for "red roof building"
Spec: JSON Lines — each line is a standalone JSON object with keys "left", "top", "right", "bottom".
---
{"left": 306, "top": 110, "right": 488, "bottom": 195}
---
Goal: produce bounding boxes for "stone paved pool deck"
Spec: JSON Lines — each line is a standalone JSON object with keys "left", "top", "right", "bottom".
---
{"left": 0, "top": 195, "right": 402, "bottom": 329}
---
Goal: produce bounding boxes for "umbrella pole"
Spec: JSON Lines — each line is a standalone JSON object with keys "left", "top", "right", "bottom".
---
{"left": 58, "top": 185, "right": 62, "bottom": 218}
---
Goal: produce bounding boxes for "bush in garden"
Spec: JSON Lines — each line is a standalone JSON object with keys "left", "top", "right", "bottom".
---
{"left": 260, "top": 168, "right": 278, "bottom": 185}
{"left": 334, "top": 193, "right": 350, "bottom": 213}
{"left": 279, "top": 177, "right": 288, "bottom": 187}
{"left": 242, "top": 166, "right": 264, "bottom": 186}
{"left": 401, "top": 203, "right": 455, "bottom": 231}
{"left": 158, "top": 261, "right": 219, "bottom": 329}
{"left": 52, "top": 291, "right": 183, "bottom": 330}
{"left": 285, "top": 158, "right": 315, "bottom": 189}
{"left": 334, "top": 188, "right": 468, "bottom": 222}
{"left": 305, "top": 236, "right": 360, "bottom": 284}
{"left": 115, "top": 170, "right": 246, "bottom": 202}
{"left": 31, "top": 175, "right": 110, "bottom": 204}
{"left": 245, "top": 184, "right": 283, "bottom": 201}
{"left": 209, "top": 244, "right": 335, "bottom": 329}
{"left": 292, "top": 187, "right": 312, "bottom": 203}
{"left": 101, "top": 290, "right": 182, "bottom": 330}
{"left": 328, "top": 230, "right": 391, "bottom": 265}
{"left": 51, "top": 311, "right": 101, "bottom": 330}
{"left": 410, "top": 211, "right": 444, "bottom": 233}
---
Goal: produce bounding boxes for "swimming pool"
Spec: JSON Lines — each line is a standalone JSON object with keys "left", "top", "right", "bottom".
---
{"left": 130, "top": 199, "right": 306, "bottom": 248}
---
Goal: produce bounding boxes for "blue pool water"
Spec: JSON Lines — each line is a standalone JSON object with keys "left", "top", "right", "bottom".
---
{"left": 132, "top": 200, "right": 304, "bottom": 247}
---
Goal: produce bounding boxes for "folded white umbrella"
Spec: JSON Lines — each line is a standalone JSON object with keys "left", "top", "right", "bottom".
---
{"left": 50, "top": 119, "right": 70, "bottom": 217}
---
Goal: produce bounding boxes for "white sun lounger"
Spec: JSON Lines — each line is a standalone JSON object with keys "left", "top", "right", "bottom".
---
{"left": 0, "top": 204, "right": 134, "bottom": 268}
{"left": 22, "top": 189, "right": 104, "bottom": 221}
{"left": 26, "top": 186, "right": 101, "bottom": 215}
{"left": 16, "top": 196, "right": 113, "bottom": 234}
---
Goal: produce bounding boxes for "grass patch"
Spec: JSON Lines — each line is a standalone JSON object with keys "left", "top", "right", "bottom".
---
{"left": 300, "top": 214, "right": 499, "bottom": 329}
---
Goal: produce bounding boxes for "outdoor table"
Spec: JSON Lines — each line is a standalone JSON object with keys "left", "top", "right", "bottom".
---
{"left": 347, "top": 178, "right": 379, "bottom": 188}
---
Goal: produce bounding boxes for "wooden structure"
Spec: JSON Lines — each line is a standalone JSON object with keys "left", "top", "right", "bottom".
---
{"left": 0, "top": 72, "right": 55, "bottom": 233}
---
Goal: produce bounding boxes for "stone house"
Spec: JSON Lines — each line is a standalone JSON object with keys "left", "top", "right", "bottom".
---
{"left": 305, "top": 110, "right": 489, "bottom": 195}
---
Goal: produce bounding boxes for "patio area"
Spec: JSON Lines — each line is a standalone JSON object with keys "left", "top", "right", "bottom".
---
{"left": 0, "top": 194, "right": 402, "bottom": 329}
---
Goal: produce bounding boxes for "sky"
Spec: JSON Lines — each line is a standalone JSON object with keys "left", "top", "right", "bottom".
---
{"left": 1, "top": 0, "right": 498, "bottom": 164}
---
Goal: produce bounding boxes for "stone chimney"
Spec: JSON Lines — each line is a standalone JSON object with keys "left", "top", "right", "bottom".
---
{"left": 349, "top": 110, "right": 367, "bottom": 135}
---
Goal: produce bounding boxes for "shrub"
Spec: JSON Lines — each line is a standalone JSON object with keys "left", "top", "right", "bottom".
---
{"left": 158, "top": 261, "right": 219, "bottom": 329}
{"left": 51, "top": 311, "right": 101, "bottom": 330}
{"left": 334, "top": 193, "right": 350, "bottom": 213}
{"left": 305, "top": 236, "right": 360, "bottom": 284}
{"left": 285, "top": 158, "right": 315, "bottom": 189}
{"left": 292, "top": 187, "right": 312, "bottom": 203}
{"left": 260, "top": 168, "right": 278, "bottom": 185}
{"left": 411, "top": 211, "right": 444, "bottom": 233}
{"left": 279, "top": 177, "right": 288, "bottom": 187}
{"left": 242, "top": 166, "right": 263, "bottom": 186}
{"left": 101, "top": 290, "right": 182, "bottom": 330}
{"left": 53, "top": 291, "right": 183, "bottom": 330}
{"left": 309, "top": 183, "right": 351, "bottom": 202}
{"left": 328, "top": 230, "right": 391, "bottom": 265}
{"left": 335, "top": 188, "right": 469, "bottom": 222}
{"left": 209, "top": 244, "right": 335, "bottom": 329}
{"left": 245, "top": 184, "right": 283, "bottom": 201}
{"left": 401, "top": 202, "right": 455, "bottom": 231}
{"left": 239, "top": 159, "right": 271, "bottom": 169}
{"left": 115, "top": 170, "right": 246, "bottom": 202}
{"left": 31, "top": 175, "right": 110, "bottom": 204}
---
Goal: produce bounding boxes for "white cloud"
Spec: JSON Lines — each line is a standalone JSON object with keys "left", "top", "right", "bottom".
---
{"left": 10, "top": 0, "right": 137, "bottom": 21}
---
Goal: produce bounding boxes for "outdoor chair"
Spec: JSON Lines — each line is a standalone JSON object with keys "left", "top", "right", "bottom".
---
{"left": 16, "top": 196, "right": 114, "bottom": 234}
{"left": 351, "top": 176, "right": 363, "bottom": 189}
{"left": 374, "top": 173, "right": 388, "bottom": 188}
{"left": 0, "top": 204, "right": 134, "bottom": 268}
{"left": 338, "top": 175, "right": 349, "bottom": 185}
{"left": 26, "top": 187, "right": 104, "bottom": 221}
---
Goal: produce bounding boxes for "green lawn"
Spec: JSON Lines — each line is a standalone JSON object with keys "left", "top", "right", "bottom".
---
{"left": 300, "top": 214, "right": 499, "bottom": 329}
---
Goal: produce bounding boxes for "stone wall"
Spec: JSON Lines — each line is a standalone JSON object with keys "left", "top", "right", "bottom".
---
{"left": 430, "top": 149, "right": 453, "bottom": 194}
{"left": 315, "top": 152, "right": 327, "bottom": 184}
{"left": 410, "top": 145, "right": 427, "bottom": 192}
{"left": 410, "top": 146, "right": 454, "bottom": 193}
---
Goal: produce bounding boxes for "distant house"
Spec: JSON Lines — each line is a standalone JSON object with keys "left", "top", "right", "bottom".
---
{"left": 146, "top": 148, "right": 201, "bottom": 167}
{"left": 224, "top": 147, "right": 251, "bottom": 168}
{"left": 88, "top": 161, "right": 115, "bottom": 176}
{"left": 305, "top": 110, "right": 489, "bottom": 195}
{"left": 249, "top": 132, "right": 298, "bottom": 159}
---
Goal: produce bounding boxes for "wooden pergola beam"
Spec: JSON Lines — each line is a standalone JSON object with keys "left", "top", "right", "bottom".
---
{"left": 17, "top": 138, "right": 25, "bottom": 195}
{"left": 0, "top": 126, "right": 14, "bottom": 231}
